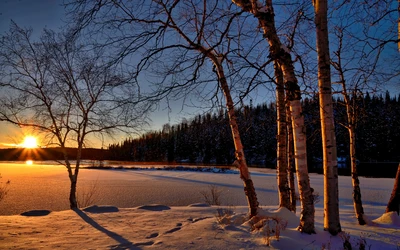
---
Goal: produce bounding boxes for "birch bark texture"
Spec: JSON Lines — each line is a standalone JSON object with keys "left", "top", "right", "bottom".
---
{"left": 313, "top": 0, "right": 341, "bottom": 235}
{"left": 275, "top": 61, "right": 291, "bottom": 210}
{"left": 287, "top": 101, "right": 297, "bottom": 213}
{"left": 232, "top": 0, "right": 315, "bottom": 234}
{"left": 336, "top": 63, "right": 366, "bottom": 225}
{"left": 216, "top": 61, "right": 259, "bottom": 217}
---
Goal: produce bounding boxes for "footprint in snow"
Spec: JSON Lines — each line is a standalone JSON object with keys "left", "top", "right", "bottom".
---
{"left": 163, "top": 223, "right": 183, "bottom": 234}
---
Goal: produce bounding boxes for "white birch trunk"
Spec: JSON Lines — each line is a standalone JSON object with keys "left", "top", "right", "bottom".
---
{"left": 349, "top": 126, "right": 366, "bottom": 224}
{"left": 215, "top": 62, "right": 259, "bottom": 217}
{"left": 287, "top": 101, "right": 297, "bottom": 213}
{"left": 232, "top": 0, "right": 315, "bottom": 233}
{"left": 313, "top": 0, "right": 341, "bottom": 235}
{"left": 275, "top": 61, "right": 291, "bottom": 210}
{"left": 289, "top": 99, "right": 315, "bottom": 232}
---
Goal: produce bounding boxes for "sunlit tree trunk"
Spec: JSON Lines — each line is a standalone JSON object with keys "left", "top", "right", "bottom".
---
{"left": 386, "top": 164, "right": 400, "bottom": 215}
{"left": 332, "top": 21, "right": 366, "bottom": 226}
{"left": 313, "top": 0, "right": 341, "bottom": 235}
{"left": 288, "top": 92, "right": 315, "bottom": 234}
{"left": 69, "top": 173, "right": 78, "bottom": 209}
{"left": 62, "top": 147, "right": 78, "bottom": 209}
{"left": 215, "top": 61, "right": 259, "bottom": 217}
{"left": 287, "top": 101, "right": 297, "bottom": 213}
{"left": 232, "top": 0, "right": 315, "bottom": 234}
{"left": 348, "top": 125, "right": 366, "bottom": 224}
{"left": 398, "top": 0, "right": 400, "bottom": 52}
{"left": 275, "top": 61, "right": 291, "bottom": 210}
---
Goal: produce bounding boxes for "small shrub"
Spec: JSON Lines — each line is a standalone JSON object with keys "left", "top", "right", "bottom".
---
{"left": 250, "top": 215, "right": 288, "bottom": 246}
{"left": 200, "top": 184, "right": 223, "bottom": 206}
{"left": 215, "top": 207, "right": 234, "bottom": 225}
{"left": 0, "top": 174, "right": 10, "bottom": 202}
{"left": 77, "top": 179, "right": 99, "bottom": 208}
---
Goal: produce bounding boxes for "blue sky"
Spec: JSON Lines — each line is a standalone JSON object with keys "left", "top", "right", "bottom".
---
{"left": 0, "top": 0, "right": 67, "bottom": 148}
{"left": 0, "top": 0, "right": 398, "bottom": 149}
{"left": 0, "top": 0, "right": 275, "bottom": 148}
{"left": 0, "top": 0, "right": 198, "bottom": 147}
{"left": 0, "top": 0, "right": 64, "bottom": 36}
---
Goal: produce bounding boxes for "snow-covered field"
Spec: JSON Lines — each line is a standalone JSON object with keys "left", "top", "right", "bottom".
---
{"left": 0, "top": 162, "right": 399, "bottom": 249}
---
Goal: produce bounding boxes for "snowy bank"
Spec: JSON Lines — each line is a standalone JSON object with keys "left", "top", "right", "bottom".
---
{"left": 1, "top": 204, "right": 399, "bottom": 249}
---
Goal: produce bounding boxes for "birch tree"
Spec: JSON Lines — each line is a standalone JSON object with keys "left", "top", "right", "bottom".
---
{"left": 331, "top": 28, "right": 367, "bottom": 225}
{"left": 275, "top": 61, "right": 291, "bottom": 210}
{"left": 0, "top": 23, "right": 149, "bottom": 209}
{"left": 287, "top": 101, "right": 297, "bottom": 212}
{"left": 312, "top": 0, "right": 341, "bottom": 235}
{"left": 68, "top": 0, "right": 261, "bottom": 217}
{"left": 232, "top": 0, "right": 315, "bottom": 234}
{"left": 328, "top": 0, "right": 400, "bottom": 225}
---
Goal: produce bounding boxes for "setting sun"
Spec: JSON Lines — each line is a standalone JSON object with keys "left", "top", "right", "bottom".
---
{"left": 22, "top": 136, "right": 38, "bottom": 148}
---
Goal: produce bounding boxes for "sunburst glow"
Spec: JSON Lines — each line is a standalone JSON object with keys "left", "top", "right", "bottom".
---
{"left": 22, "top": 136, "right": 38, "bottom": 148}
{"left": 26, "top": 160, "right": 33, "bottom": 165}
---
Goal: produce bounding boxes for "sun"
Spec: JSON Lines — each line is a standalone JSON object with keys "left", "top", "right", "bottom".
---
{"left": 22, "top": 136, "right": 38, "bottom": 148}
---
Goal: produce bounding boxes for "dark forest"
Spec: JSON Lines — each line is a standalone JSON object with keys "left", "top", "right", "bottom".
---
{"left": 108, "top": 92, "right": 400, "bottom": 171}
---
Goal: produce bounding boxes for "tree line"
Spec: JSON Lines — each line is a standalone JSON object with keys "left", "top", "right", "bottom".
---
{"left": 108, "top": 92, "right": 400, "bottom": 167}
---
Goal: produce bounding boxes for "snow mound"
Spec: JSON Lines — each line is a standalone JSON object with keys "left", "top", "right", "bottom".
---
{"left": 257, "top": 207, "right": 299, "bottom": 228}
{"left": 82, "top": 205, "right": 119, "bottom": 213}
{"left": 187, "top": 203, "right": 210, "bottom": 207}
{"left": 136, "top": 204, "right": 171, "bottom": 211}
{"left": 20, "top": 210, "right": 51, "bottom": 216}
{"left": 373, "top": 212, "right": 400, "bottom": 227}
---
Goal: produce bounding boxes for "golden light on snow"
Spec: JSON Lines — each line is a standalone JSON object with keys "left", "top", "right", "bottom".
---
{"left": 21, "top": 136, "right": 38, "bottom": 148}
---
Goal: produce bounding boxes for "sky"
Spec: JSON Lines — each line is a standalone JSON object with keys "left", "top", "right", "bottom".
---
{"left": 0, "top": 1, "right": 398, "bottom": 149}
{"left": 0, "top": 0, "right": 67, "bottom": 148}
{"left": 0, "top": 0, "right": 200, "bottom": 148}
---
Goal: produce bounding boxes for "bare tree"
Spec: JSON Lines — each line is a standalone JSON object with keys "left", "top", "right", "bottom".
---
{"left": 331, "top": 28, "right": 367, "bottom": 226}
{"left": 68, "top": 0, "right": 262, "bottom": 217}
{"left": 0, "top": 23, "right": 149, "bottom": 209}
{"left": 328, "top": 0, "right": 400, "bottom": 225}
{"left": 313, "top": 0, "right": 341, "bottom": 235}
{"left": 232, "top": 0, "right": 315, "bottom": 234}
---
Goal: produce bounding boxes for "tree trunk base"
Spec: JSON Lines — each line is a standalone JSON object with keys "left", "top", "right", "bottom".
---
{"left": 244, "top": 179, "right": 259, "bottom": 218}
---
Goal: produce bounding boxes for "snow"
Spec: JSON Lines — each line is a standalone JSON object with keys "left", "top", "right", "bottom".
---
{"left": 0, "top": 163, "right": 399, "bottom": 249}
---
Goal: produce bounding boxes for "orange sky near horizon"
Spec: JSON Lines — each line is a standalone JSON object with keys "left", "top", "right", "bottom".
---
{"left": 0, "top": 123, "right": 44, "bottom": 149}
{"left": 0, "top": 121, "right": 135, "bottom": 149}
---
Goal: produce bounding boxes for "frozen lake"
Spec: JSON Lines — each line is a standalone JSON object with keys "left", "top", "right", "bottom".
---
{"left": 0, "top": 162, "right": 394, "bottom": 216}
